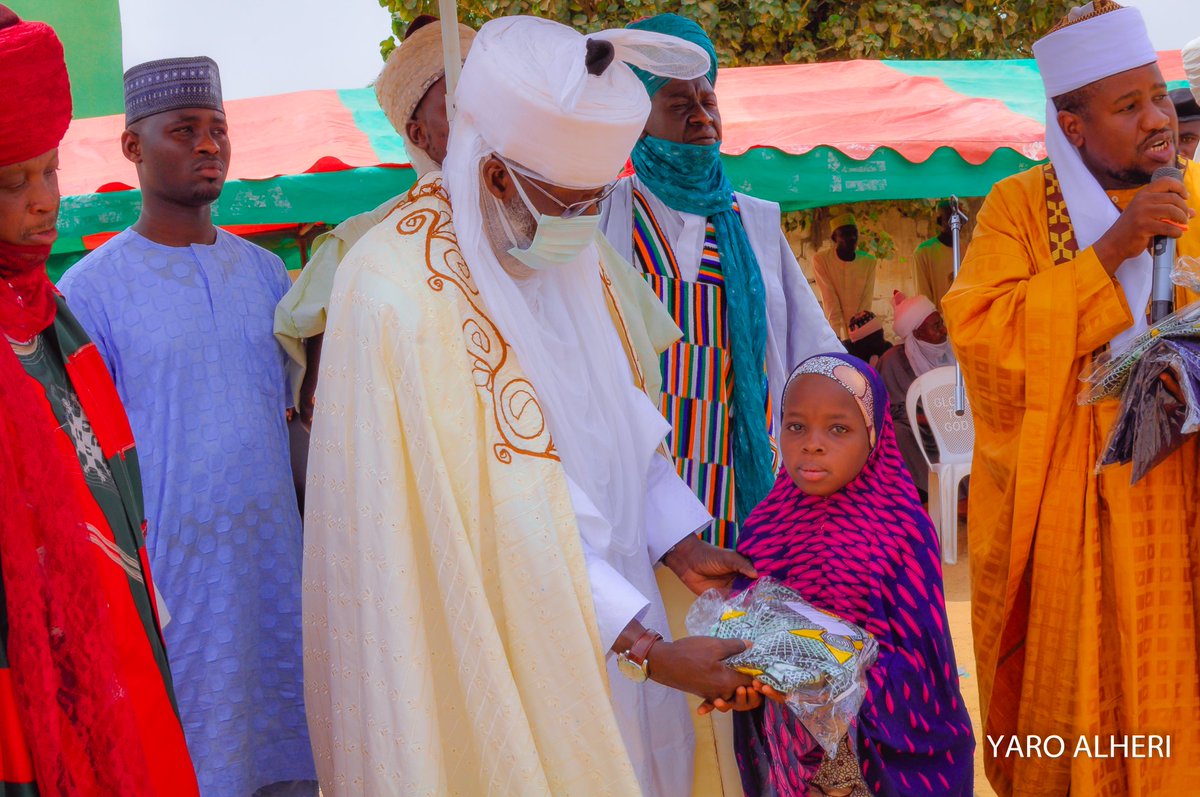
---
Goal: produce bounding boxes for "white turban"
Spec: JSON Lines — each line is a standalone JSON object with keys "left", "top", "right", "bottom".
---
{"left": 1185, "top": 35, "right": 1200, "bottom": 104}
{"left": 452, "top": 15, "right": 709, "bottom": 188}
{"left": 1033, "top": 2, "right": 1159, "bottom": 353}
{"left": 441, "top": 16, "right": 709, "bottom": 560}
{"left": 892, "top": 291, "right": 937, "bottom": 340}
{"left": 892, "top": 291, "right": 953, "bottom": 375}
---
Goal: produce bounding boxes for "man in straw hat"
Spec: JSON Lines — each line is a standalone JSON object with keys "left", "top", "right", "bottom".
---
{"left": 303, "top": 16, "right": 768, "bottom": 796}
{"left": 0, "top": 6, "right": 199, "bottom": 795}
{"left": 844, "top": 309, "right": 892, "bottom": 368}
{"left": 59, "top": 56, "right": 316, "bottom": 796}
{"left": 811, "top": 212, "right": 878, "bottom": 339}
{"left": 274, "top": 15, "right": 476, "bottom": 428}
{"left": 943, "top": 1, "right": 1200, "bottom": 792}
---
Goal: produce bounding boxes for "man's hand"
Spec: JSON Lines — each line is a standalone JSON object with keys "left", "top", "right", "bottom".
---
{"left": 298, "top": 334, "right": 324, "bottom": 431}
{"left": 1094, "top": 175, "right": 1195, "bottom": 276}
{"left": 646, "top": 636, "right": 754, "bottom": 703}
{"left": 662, "top": 534, "right": 757, "bottom": 596}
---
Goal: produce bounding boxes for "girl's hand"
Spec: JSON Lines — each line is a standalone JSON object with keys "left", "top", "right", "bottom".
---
{"left": 697, "top": 685, "right": 762, "bottom": 715}
{"left": 753, "top": 680, "right": 789, "bottom": 704}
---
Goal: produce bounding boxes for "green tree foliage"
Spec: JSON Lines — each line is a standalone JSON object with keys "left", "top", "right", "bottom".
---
{"left": 378, "top": 0, "right": 1077, "bottom": 64}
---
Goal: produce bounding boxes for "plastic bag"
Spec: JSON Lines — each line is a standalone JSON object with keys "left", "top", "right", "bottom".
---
{"left": 685, "top": 577, "right": 877, "bottom": 755}
{"left": 1078, "top": 299, "right": 1200, "bottom": 405}
{"left": 1172, "top": 255, "right": 1200, "bottom": 294}
{"left": 1096, "top": 337, "right": 1200, "bottom": 482}
{"left": 1076, "top": 257, "right": 1200, "bottom": 480}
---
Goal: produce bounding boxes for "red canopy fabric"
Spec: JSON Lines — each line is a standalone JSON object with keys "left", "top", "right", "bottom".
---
{"left": 717, "top": 61, "right": 1047, "bottom": 165}
{"left": 58, "top": 90, "right": 380, "bottom": 197}
{"left": 56, "top": 52, "right": 1188, "bottom": 199}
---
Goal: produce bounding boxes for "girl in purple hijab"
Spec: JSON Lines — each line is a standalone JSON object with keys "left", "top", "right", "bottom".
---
{"left": 733, "top": 353, "right": 973, "bottom": 796}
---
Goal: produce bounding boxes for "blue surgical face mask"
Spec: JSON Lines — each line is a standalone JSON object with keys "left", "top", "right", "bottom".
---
{"left": 503, "top": 170, "right": 601, "bottom": 271}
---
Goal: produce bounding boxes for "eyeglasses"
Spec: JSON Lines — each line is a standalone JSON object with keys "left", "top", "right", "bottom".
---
{"left": 498, "top": 156, "right": 619, "bottom": 219}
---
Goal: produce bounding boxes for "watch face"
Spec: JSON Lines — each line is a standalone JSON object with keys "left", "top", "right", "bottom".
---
{"left": 617, "top": 653, "right": 648, "bottom": 683}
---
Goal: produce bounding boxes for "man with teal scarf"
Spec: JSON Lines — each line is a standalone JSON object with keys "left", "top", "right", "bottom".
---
{"left": 600, "top": 13, "right": 840, "bottom": 551}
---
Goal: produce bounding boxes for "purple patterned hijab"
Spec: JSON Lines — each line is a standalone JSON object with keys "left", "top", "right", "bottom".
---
{"left": 733, "top": 353, "right": 974, "bottom": 797}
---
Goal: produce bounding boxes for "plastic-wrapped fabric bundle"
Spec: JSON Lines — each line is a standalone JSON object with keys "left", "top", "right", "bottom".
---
{"left": 686, "top": 577, "right": 877, "bottom": 754}
{"left": 1079, "top": 257, "right": 1200, "bottom": 482}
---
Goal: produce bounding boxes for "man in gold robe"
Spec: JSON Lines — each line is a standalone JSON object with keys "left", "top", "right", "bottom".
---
{"left": 943, "top": 2, "right": 1200, "bottom": 794}
{"left": 302, "top": 17, "right": 764, "bottom": 797}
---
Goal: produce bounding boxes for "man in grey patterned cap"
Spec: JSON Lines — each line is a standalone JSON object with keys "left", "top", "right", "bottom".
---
{"left": 59, "top": 56, "right": 317, "bottom": 797}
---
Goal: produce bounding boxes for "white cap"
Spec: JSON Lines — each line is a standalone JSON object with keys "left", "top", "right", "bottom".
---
{"left": 1032, "top": 3, "right": 1156, "bottom": 98}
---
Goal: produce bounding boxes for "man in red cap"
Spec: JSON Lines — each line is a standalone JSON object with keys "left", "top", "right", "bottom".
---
{"left": 0, "top": 6, "right": 199, "bottom": 795}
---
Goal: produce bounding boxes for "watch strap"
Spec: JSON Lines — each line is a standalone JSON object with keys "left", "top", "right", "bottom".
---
{"left": 627, "top": 628, "right": 663, "bottom": 668}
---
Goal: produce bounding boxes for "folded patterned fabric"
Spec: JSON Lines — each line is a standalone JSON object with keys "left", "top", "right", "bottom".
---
{"left": 687, "top": 577, "right": 877, "bottom": 753}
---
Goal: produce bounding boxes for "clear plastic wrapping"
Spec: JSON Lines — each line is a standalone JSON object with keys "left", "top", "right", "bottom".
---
{"left": 1079, "top": 257, "right": 1200, "bottom": 405}
{"left": 1172, "top": 255, "right": 1200, "bottom": 295}
{"left": 1078, "top": 299, "right": 1200, "bottom": 405}
{"left": 685, "top": 577, "right": 877, "bottom": 755}
{"left": 1077, "top": 257, "right": 1200, "bottom": 482}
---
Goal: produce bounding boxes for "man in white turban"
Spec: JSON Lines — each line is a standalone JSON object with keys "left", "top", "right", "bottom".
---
{"left": 302, "top": 16, "right": 765, "bottom": 797}
{"left": 876, "top": 290, "right": 952, "bottom": 496}
{"left": 943, "top": 1, "right": 1200, "bottom": 793}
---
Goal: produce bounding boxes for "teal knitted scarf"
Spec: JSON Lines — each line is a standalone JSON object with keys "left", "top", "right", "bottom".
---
{"left": 632, "top": 135, "right": 775, "bottom": 521}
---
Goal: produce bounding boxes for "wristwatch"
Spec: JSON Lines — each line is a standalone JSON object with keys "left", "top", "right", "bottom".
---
{"left": 616, "top": 629, "right": 663, "bottom": 683}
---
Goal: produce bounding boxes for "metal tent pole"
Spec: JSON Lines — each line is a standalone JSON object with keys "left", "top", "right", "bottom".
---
{"left": 950, "top": 196, "right": 969, "bottom": 416}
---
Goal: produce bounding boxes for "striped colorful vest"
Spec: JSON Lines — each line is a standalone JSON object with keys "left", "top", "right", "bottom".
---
{"left": 631, "top": 188, "right": 775, "bottom": 548}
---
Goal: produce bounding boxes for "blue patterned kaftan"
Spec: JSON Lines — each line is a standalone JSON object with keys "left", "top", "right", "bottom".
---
{"left": 60, "top": 228, "right": 314, "bottom": 796}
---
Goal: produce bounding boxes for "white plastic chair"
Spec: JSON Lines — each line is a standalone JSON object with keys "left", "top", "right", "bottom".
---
{"left": 905, "top": 365, "right": 974, "bottom": 564}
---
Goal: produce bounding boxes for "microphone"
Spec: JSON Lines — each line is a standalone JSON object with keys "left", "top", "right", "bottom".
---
{"left": 1149, "top": 164, "right": 1183, "bottom": 324}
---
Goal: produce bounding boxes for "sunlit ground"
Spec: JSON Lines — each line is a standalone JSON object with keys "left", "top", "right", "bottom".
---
{"left": 942, "top": 519, "right": 997, "bottom": 797}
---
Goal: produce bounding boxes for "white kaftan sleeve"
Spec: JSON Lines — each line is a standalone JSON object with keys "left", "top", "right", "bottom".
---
{"left": 153, "top": 583, "right": 172, "bottom": 628}
{"left": 566, "top": 457, "right": 709, "bottom": 650}
{"left": 566, "top": 475, "right": 652, "bottom": 650}
{"left": 643, "top": 453, "right": 711, "bottom": 563}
